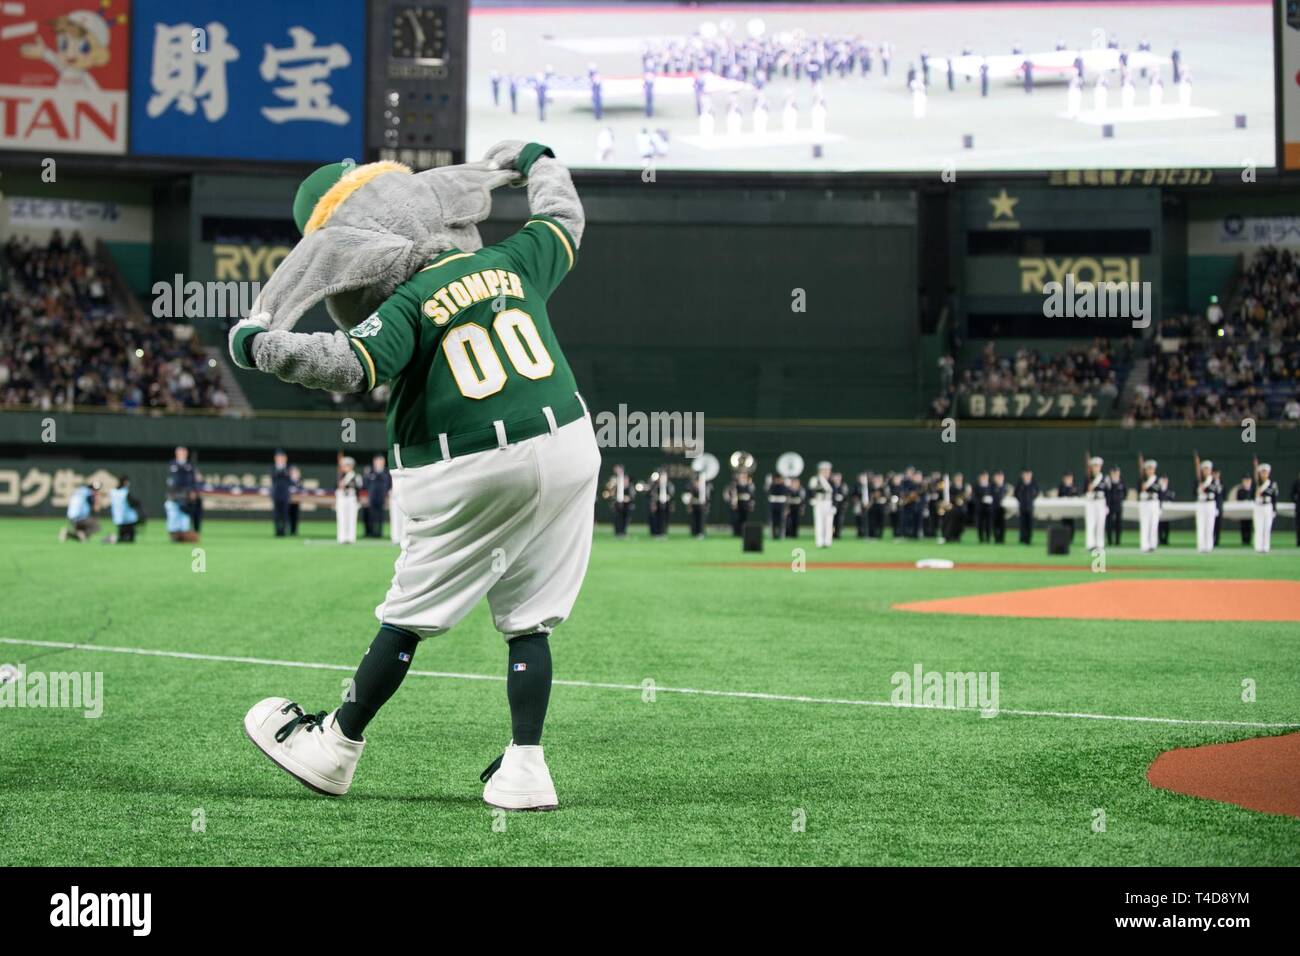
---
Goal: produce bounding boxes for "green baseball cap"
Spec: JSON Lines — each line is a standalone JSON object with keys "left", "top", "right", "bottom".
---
{"left": 293, "top": 161, "right": 353, "bottom": 235}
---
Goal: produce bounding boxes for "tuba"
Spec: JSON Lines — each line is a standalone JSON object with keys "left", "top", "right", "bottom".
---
{"left": 729, "top": 450, "right": 755, "bottom": 473}
{"left": 776, "top": 452, "right": 804, "bottom": 479}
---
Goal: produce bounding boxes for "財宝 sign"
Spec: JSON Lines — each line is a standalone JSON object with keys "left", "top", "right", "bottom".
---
{"left": 129, "top": 0, "right": 364, "bottom": 161}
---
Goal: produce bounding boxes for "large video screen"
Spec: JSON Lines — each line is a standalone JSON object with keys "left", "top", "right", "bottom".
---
{"left": 468, "top": 0, "right": 1276, "bottom": 173}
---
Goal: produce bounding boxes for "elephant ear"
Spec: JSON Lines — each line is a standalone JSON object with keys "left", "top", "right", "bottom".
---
{"left": 325, "top": 285, "right": 389, "bottom": 332}
{"left": 248, "top": 226, "right": 413, "bottom": 332}
{"left": 416, "top": 161, "right": 520, "bottom": 229}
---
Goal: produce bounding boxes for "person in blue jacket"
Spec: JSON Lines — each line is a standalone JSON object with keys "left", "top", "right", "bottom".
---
{"left": 108, "top": 475, "right": 142, "bottom": 543}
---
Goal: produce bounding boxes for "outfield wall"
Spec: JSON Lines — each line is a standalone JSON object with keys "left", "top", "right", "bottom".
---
{"left": 2, "top": 410, "right": 1294, "bottom": 525}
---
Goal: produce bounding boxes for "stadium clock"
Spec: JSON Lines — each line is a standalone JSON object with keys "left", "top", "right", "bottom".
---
{"left": 367, "top": 0, "right": 467, "bottom": 169}
{"left": 390, "top": 3, "right": 449, "bottom": 65}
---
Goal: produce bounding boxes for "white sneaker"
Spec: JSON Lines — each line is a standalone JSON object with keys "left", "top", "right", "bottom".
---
{"left": 482, "top": 743, "right": 558, "bottom": 811}
{"left": 243, "top": 698, "right": 364, "bottom": 796}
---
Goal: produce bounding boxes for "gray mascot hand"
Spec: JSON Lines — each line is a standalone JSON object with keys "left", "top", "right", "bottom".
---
{"left": 228, "top": 317, "right": 268, "bottom": 371}
{"left": 482, "top": 140, "right": 529, "bottom": 172}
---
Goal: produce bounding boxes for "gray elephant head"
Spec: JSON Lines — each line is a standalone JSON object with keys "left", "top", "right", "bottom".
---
{"left": 250, "top": 159, "right": 521, "bottom": 333}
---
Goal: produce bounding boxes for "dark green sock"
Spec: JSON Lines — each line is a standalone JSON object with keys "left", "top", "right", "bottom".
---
{"left": 335, "top": 624, "right": 420, "bottom": 741}
{"left": 506, "top": 633, "right": 552, "bottom": 746}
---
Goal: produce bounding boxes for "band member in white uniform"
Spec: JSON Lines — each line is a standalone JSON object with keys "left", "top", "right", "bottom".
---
{"left": 1083, "top": 456, "right": 1110, "bottom": 551}
{"left": 808, "top": 460, "right": 836, "bottom": 549}
{"left": 688, "top": 469, "right": 711, "bottom": 539}
{"left": 1194, "top": 457, "right": 1219, "bottom": 553}
{"left": 1137, "top": 458, "right": 1161, "bottom": 553}
{"left": 1253, "top": 463, "right": 1278, "bottom": 553}
{"left": 336, "top": 456, "right": 362, "bottom": 544}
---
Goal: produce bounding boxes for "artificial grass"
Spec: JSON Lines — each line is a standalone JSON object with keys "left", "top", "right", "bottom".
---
{"left": 1, "top": 518, "right": 1297, "bottom": 865}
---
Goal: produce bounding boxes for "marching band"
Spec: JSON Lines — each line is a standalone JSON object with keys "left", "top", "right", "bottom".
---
{"left": 598, "top": 450, "right": 1291, "bottom": 552}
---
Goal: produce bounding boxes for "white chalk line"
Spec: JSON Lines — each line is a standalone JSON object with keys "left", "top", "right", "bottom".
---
{"left": 1, "top": 637, "right": 1297, "bottom": 731}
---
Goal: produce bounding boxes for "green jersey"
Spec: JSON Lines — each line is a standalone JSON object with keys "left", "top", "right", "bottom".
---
{"left": 346, "top": 214, "right": 582, "bottom": 466}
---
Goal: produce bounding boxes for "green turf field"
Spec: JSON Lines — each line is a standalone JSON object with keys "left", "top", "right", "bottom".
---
{"left": 1, "top": 517, "right": 1297, "bottom": 866}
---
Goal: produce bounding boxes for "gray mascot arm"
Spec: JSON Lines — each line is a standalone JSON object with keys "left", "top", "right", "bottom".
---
{"left": 523, "top": 156, "right": 585, "bottom": 249}
{"left": 229, "top": 321, "right": 366, "bottom": 393}
{"left": 484, "top": 140, "right": 584, "bottom": 248}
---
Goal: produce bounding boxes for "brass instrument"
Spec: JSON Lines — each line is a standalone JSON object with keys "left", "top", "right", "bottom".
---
{"left": 729, "top": 450, "right": 755, "bottom": 473}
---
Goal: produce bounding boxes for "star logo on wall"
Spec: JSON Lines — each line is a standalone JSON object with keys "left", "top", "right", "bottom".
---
{"left": 988, "top": 189, "right": 1019, "bottom": 219}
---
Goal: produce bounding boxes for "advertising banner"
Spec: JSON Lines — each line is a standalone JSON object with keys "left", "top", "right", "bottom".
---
{"left": 129, "top": 0, "right": 364, "bottom": 162}
{"left": 0, "top": 0, "right": 131, "bottom": 154}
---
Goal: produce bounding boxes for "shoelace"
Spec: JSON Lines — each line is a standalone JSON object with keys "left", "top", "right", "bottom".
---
{"left": 275, "top": 702, "right": 329, "bottom": 743}
{"left": 479, "top": 753, "right": 504, "bottom": 783}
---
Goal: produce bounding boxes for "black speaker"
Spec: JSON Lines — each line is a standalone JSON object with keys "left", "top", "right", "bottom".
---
{"left": 1047, "top": 525, "right": 1071, "bottom": 555}
{"left": 743, "top": 524, "right": 764, "bottom": 552}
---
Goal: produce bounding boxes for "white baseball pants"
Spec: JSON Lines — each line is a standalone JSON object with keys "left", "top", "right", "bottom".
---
{"left": 389, "top": 494, "right": 406, "bottom": 545}
{"left": 377, "top": 415, "right": 601, "bottom": 640}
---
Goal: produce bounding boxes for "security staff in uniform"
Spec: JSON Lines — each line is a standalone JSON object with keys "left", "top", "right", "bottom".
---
{"left": 1105, "top": 465, "right": 1126, "bottom": 547}
{"left": 974, "top": 470, "right": 993, "bottom": 543}
{"left": 1058, "top": 471, "right": 1078, "bottom": 542}
{"left": 990, "top": 470, "right": 1008, "bottom": 543}
{"left": 1013, "top": 468, "right": 1038, "bottom": 544}
{"left": 1157, "top": 474, "right": 1175, "bottom": 546}
{"left": 724, "top": 470, "right": 755, "bottom": 536}
{"left": 270, "top": 450, "right": 293, "bottom": 537}
{"left": 168, "top": 446, "right": 199, "bottom": 534}
{"left": 1235, "top": 475, "right": 1255, "bottom": 546}
{"left": 766, "top": 472, "right": 790, "bottom": 539}
{"left": 287, "top": 466, "right": 304, "bottom": 536}
{"left": 363, "top": 454, "right": 392, "bottom": 539}
{"left": 604, "top": 464, "right": 634, "bottom": 538}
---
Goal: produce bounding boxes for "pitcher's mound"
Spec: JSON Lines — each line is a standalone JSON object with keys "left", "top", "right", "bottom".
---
{"left": 1148, "top": 733, "right": 1300, "bottom": 818}
{"left": 894, "top": 579, "right": 1300, "bottom": 622}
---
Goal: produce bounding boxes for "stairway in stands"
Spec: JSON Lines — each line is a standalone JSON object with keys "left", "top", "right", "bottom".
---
{"left": 208, "top": 348, "right": 253, "bottom": 416}
{"left": 1119, "top": 357, "right": 1150, "bottom": 413}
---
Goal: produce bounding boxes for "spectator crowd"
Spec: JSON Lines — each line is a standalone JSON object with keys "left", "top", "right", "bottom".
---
{"left": 1134, "top": 246, "right": 1300, "bottom": 425}
{"left": 0, "top": 232, "right": 228, "bottom": 412}
{"left": 933, "top": 338, "right": 1124, "bottom": 417}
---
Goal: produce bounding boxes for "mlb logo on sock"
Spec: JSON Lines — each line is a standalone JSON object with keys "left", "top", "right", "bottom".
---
{"left": 398, "top": 652, "right": 411, "bottom": 662}
{"left": 512, "top": 663, "right": 527, "bottom": 672}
